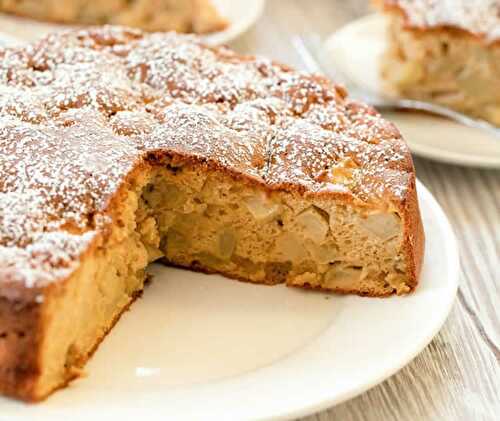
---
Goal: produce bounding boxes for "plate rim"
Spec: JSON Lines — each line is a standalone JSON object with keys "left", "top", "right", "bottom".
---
{"left": 265, "top": 179, "right": 460, "bottom": 420}
{"left": 202, "top": 0, "right": 266, "bottom": 46}
{"left": 322, "top": 13, "right": 500, "bottom": 169}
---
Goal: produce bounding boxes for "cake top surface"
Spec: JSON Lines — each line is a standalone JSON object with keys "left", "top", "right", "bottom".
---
{"left": 0, "top": 26, "right": 413, "bottom": 294}
{"left": 384, "top": 0, "right": 500, "bottom": 43}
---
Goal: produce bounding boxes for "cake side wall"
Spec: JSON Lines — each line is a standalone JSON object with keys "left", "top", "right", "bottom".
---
{"left": 0, "top": 295, "right": 44, "bottom": 401}
{"left": 399, "top": 172, "right": 425, "bottom": 291}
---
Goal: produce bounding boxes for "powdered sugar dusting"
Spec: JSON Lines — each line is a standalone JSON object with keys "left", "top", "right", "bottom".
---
{"left": 388, "top": 0, "right": 500, "bottom": 43}
{"left": 0, "top": 231, "right": 96, "bottom": 289}
{"left": 0, "top": 26, "right": 413, "bottom": 293}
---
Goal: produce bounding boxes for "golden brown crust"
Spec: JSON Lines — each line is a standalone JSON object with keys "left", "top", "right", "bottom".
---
{"left": 0, "top": 26, "right": 425, "bottom": 401}
{"left": 399, "top": 168, "right": 425, "bottom": 291}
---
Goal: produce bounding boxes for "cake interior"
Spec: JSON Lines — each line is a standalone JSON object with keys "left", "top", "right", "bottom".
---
{"left": 32, "top": 157, "right": 410, "bottom": 399}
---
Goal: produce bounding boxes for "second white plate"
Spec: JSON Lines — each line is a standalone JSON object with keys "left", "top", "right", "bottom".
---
{"left": 0, "top": 180, "right": 459, "bottom": 421}
{"left": 0, "top": 0, "right": 265, "bottom": 46}
{"left": 323, "top": 14, "right": 500, "bottom": 168}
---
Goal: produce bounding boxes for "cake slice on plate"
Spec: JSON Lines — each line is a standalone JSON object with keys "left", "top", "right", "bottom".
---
{"left": 0, "top": 26, "right": 424, "bottom": 402}
{"left": 0, "top": 0, "right": 228, "bottom": 33}
{"left": 376, "top": 0, "right": 500, "bottom": 126}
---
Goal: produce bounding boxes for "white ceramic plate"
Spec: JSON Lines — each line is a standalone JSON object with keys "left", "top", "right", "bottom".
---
{"left": 0, "top": 0, "right": 265, "bottom": 46}
{"left": 323, "top": 14, "right": 500, "bottom": 168}
{"left": 202, "top": 0, "right": 265, "bottom": 46}
{"left": 0, "top": 181, "right": 458, "bottom": 421}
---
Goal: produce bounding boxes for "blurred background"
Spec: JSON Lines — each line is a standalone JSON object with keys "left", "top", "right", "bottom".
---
{"left": 0, "top": 0, "right": 497, "bottom": 420}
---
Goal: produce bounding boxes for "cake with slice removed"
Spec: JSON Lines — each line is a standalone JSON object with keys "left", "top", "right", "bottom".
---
{"left": 0, "top": 26, "right": 424, "bottom": 402}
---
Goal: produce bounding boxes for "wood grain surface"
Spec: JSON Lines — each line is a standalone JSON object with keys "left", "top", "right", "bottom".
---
{"left": 230, "top": 1, "right": 500, "bottom": 420}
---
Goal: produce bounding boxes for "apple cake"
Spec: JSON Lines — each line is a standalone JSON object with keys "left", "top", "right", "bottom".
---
{"left": 376, "top": 0, "right": 500, "bottom": 126}
{"left": 0, "top": 0, "right": 228, "bottom": 33}
{"left": 0, "top": 26, "right": 425, "bottom": 402}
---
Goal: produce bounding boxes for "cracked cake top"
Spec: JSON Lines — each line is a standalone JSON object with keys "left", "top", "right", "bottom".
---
{"left": 0, "top": 26, "right": 415, "bottom": 293}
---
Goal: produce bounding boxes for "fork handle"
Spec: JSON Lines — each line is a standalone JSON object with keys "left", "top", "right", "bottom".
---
{"left": 367, "top": 97, "right": 500, "bottom": 138}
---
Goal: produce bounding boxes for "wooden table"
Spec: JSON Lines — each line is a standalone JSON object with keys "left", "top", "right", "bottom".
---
{"left": 231, "top": 1, "right": 500, "bottom": 420}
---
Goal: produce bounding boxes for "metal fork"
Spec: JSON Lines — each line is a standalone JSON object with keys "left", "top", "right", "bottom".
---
{"left": 291, "top": 35, "right": 500, "bottom": 139}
